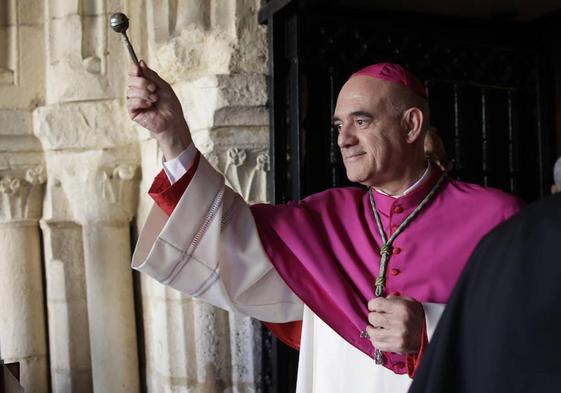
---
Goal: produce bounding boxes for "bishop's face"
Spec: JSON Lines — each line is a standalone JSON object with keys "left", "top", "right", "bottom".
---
{"left": 333, "top": 76, "right": 410, "bottom": 188}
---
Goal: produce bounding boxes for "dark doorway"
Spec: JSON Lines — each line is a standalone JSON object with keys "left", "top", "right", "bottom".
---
{"left": 259, "top": 1, "right": 560, "bottom": 391}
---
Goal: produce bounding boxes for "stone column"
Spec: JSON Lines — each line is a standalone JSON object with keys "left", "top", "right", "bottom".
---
{"left": 39, "top": 0, "right": 142, "bottom": 389}
{"left": 42, "top": 157, "right": 140, "bottom": 393}
{"left": 80, "top": 162, "right": 139, "bottom": 393}
{"left": 0, "top": 0, "right": 47, "bottom": 390}
{"left": 40, "top": 179, "right": 92, "bottom": 392}
{"left": 0, "top": 166, "right": 48, "bottom": 393}
{"left": 34, "top": 122, "right": 141, "bottom": 393}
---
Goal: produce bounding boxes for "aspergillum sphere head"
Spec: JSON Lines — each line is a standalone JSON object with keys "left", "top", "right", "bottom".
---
{"left": 110, "top": 12, "right": 129, "bottom": 33}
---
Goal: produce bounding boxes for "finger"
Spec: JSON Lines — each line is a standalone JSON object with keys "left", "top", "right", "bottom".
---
{"left": 128, "top": 76, "right": 157, "bottom": 92}
{"left": 367, "top": 325, "right": 395, "bottom": 341}
{"left": 368, "top": 297, "right": 392, "bottom": 312}
{"left": 127, "top": 86, "right": 158, "bottom": 103}
{"left": 366, "top": 326, "right": 390, "bottom": 347}
{"left": 368, "top": 312, "right": 387, "bottom": 328}
{"left": 128, "top": 62, "right": 142, "bottom": 77}
{"left": 373, "top": 340, "right": 402, "bottom": 353}
{"left": 139, "top": 60, "right": 167, "bottom": 87}
{"left": 368, "top": 298, "right": 381, "bottom": 311}
{"left": 126, "top": 97, "right": 153, "bottom": 113}
{"left": 366, "top": 325, "right": 378, "bottom": 340}
{"left": 367, "top": 326, "right": 404, "bottom": 353}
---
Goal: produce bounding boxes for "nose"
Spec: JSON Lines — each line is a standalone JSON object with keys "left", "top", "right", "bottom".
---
{"left": 337, "top": 123, "right": 357, "bottom": 149}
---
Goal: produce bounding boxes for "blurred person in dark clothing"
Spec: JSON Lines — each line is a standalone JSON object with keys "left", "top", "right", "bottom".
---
{"left": 409, "top": 193, "right": 561, "bottom": 393}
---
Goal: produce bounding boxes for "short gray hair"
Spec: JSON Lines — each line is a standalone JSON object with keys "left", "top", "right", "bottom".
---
{"left": 554, "top": 157, "right": 561, "bottom": 187}
{"left": 388, "top": 88, "right": 430, "bottom": 130}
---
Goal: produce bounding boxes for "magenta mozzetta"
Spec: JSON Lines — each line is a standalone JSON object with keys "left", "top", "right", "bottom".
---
{"left": 250, "top": 166, "right": 521, "bottom": 374}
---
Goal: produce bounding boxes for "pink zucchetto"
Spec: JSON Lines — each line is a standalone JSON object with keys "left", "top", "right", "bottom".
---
{"left": 351, "top": 63, "right": 427, "bottom": 99}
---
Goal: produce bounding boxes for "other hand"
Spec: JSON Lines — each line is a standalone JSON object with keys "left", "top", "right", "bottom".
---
{"left": 366, "top": 294, "right": 425, "bottom": 353}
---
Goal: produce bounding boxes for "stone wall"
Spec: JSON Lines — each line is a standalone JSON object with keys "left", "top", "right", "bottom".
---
{"left": 0, "top": 0, "right": 269, "bottom": 392}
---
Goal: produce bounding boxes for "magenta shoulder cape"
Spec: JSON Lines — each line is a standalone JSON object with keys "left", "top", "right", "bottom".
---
{"left": 250, "top": 171, "right": 522, "bottom": 374}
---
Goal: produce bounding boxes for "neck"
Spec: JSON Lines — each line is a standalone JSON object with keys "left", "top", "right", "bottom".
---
{"left": 374, "top": 161, "right": 428, "bottom": 196}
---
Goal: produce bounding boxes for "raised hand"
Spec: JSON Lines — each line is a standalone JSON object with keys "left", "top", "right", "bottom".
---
{"left": 126, "top": 60, "right": 192, "bottom": 160}
{"left": 366, "top": 294, "right": 425, "bottom": 353}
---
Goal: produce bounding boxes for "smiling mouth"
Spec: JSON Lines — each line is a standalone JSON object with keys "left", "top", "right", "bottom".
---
{"left": 344, "top": 152, "right": 366, "bottom": 160}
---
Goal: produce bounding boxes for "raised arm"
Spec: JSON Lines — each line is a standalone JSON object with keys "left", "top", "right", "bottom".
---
{"left": 127, "top": 61, "right": 303, "bottom": 324}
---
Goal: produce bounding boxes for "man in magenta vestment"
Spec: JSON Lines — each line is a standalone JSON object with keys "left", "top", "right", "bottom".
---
{"left": 128, "top": 61, "right": 522, "bottom": 392}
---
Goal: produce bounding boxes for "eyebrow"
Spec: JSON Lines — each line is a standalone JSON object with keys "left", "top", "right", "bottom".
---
{"left": 332, "top": 111, "right": 374, "bottom": 123}
{"left": 351, "top": 110, "right": 374, "bottom": 118}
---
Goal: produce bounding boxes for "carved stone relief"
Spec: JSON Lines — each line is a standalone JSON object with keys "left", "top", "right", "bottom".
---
{"left": 207, "top": 146, "right": 270, "bottom": 203}
{"left": 101, "top": 163, "right": 138, "bottom": 219}
{"left": 0, "top": 166, "right": 47, "bottom": 222}
{"left": 248, "top": 151, "right": 270, "bottom": 202}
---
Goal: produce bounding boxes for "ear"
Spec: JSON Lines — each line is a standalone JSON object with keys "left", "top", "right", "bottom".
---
{"left": 401, "top": 107, "right": 424, "bottom": 144}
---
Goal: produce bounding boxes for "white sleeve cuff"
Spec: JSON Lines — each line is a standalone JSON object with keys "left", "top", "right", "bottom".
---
{"left": 421, "top": 302, "right": 446, "bottom": 340}
{"left": 162, "top": 143, "right": 196, "bottom": 184}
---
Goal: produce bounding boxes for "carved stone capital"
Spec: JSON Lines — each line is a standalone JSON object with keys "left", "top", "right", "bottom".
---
{"left": 42, "top": 148, "right": 140, "bottom": 225}
{"left": 200, "top": 144, "right": 270, "bottom": 203}
{"left": 100, "top": 163, "right": 139, "bottom": 220}
{"left": 0, "top": 166, "right": 46, "bottom": 223}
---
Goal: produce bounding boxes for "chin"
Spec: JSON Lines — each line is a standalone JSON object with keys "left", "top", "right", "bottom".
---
{"left": 345, "top": 171, "right": 367, "bottom": 185}
{"left": 344, "top": 161, "right": 374, "bottom": 184}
